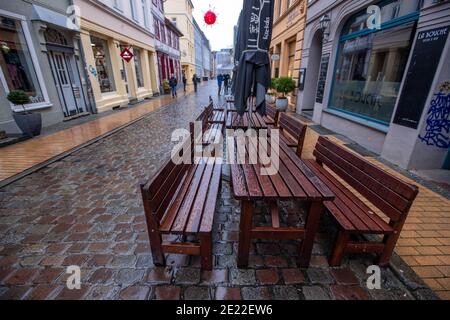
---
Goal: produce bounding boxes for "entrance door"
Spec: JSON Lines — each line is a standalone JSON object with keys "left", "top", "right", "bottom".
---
{"left": 50, "top": 51, "right": 85, "bottom": 117}
{"left": 121, "top": 59, "right": 132, "bottom": 99}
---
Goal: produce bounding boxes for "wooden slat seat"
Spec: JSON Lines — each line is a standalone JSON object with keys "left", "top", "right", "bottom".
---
{"left": 264, "top": 105, "right": 279, "bottom": 126}
{"left": 269, "top": 113, "right": 307, "bottom": 157}
{"left": 140, "top": 157, "right": 222, "bottom": 270}
{"left": 305, "top": 137, "right": 419, "bottom": 267}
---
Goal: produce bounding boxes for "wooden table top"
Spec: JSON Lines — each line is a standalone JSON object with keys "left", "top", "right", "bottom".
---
{"left": 229, "top": 136, "right": 334, "bottom": 202}
{"left": 226, "top": 112, "right": 268, "bottom": 130}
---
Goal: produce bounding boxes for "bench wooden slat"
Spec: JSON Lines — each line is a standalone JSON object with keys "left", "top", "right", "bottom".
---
{"left": 159, "top": 164, "right": 203, "bottom": 233}
{"left": 170, "top": 164, "right": 208, "bottom": 233}
{"left": 314, "top": 146, "right": 404, "bottom": 222}
{"left": 183, "top": 164, "right": 215, "bottom": 234}
{"left": 200, "top": 162, "right": 222, "bottom": 233}
{"left": 305, "top": 160, "right": 393, "bottom": 234}
{"left": 246, "top": 137, "right": 278, "bottom": 197}
{"left": 280, "top": 143, "right": 334, "bottom": 199}
{"left": 231, "top": 164, "right": 248, "bottom": 199}
{"left": 318, "top": 137, "right": 418, "bottom": 199}
{"left": 316, "top": 142, "right": 410, "bottom": 213}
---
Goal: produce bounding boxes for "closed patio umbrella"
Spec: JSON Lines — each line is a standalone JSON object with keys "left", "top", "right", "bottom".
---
{"left": 233, "top": 0, "right": 275, "bottom": 118}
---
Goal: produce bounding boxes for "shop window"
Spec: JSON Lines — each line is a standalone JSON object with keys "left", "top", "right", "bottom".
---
{"left": 329, "top": 0, "right": 420, "bottom": 125}
{"left": 91, "top": 36, "right": 116, "bottom": 93}
{"left": 287, "top": 41, "right": 296, "bottom": 78}
{"left": 0, "top": 15, "right": 45, "bottom": 105}
{"left": 134, "top": 48, "right": 144, "bottom": 88}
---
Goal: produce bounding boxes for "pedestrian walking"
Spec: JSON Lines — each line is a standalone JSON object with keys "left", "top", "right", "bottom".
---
{"left": 169, "top": 74, "right": 178, "bottom": 98}
{"left": 217, "top": 74, "right": 224, "bottom": 96}
{"left": 192, "top": 74, "right": 198, "bottom": 93}
{"left": 224, "top": 74, "right": 230, "bottom": 95}
{"left": 182, "top": 72, "right": 187, "bottom": 93}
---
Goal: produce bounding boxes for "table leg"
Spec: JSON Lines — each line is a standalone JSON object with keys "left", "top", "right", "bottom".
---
{"left": 237, "top": 200, "right": 254, "bottom": 268}
{"left": 298, "top": 201, "right": 323, "bottom": 267}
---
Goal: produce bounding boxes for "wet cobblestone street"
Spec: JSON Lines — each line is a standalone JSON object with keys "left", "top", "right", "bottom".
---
{"left": 0, "top": 83, "right": 437, "bottom": 300}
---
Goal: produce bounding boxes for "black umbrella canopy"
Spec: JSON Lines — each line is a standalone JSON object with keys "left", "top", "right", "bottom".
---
{"left": 233, "top": 0, "right": 275, "bottom": 116}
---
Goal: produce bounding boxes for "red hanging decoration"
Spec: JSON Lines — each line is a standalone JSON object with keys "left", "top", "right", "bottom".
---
{"left": 204, "top": 10, "right": 217, "bottom": 26}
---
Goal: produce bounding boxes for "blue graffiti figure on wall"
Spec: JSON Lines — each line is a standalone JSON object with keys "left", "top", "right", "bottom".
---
{"left": 419, "top": 85, "right": 450, "bottom": 149}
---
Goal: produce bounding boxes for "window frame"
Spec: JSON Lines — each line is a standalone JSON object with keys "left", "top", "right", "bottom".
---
{"left": 0, "top": 9, "right": 51, "bottom": 111}
{"left": 326, "top": 0, "right": 421, "bottom": 127}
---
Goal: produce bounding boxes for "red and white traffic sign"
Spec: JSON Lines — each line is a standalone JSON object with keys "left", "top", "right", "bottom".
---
{"left": 120, "top": 47, "right": 134, "bottom": 63}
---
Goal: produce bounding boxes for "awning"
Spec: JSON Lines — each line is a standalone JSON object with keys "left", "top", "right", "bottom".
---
{"left": 31, "top": 4, "right": 80, "bottom": 32}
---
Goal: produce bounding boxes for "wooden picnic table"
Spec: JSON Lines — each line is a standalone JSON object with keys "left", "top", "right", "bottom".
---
{"left": 229, "top": 135, "right": 334, "bottom": 267}
{"left": 226, "top": 111, "right": 268, "bottom": 131}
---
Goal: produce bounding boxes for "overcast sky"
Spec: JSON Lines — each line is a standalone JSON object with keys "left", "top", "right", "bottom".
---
{"left": 191, "top": 0, "right": 243, "bottom": 51}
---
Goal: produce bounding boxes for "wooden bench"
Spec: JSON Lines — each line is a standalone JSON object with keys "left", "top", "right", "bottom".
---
{"left": 270, "top": 113, "right": 307, "bottom": 157}
{"left": 140, "top": 156, "right": 222, "bottom": 270}
{"left": 304, "top": 137, "right": 419, "bottom": 267}
{"left": 192, "top": 105, "right": 223, "bottom": 146}
{"left": 263, "top": 105, "right": 279, "bottom": 126}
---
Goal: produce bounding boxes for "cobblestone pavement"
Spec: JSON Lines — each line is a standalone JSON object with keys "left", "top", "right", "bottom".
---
{"left": 0, "top": 83, "right": 437, "bottom": 300}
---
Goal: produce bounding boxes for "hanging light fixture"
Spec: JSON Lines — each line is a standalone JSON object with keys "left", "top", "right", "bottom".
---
{"left": 204, "top": 9, "right": 217, "bottom": 26}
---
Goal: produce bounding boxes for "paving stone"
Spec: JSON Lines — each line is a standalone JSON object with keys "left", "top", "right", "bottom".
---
{"left": 301, "top": 286, "right": 331, "bottom": 300}
{"left": 34, "top": 268, "right": 64, "bottom": 284}
{"left": 88, "top": 268, "right": 114, "bottom": 284}
{"left": 256, "top": 269, "right": 279, "bottom": 285}
{"left": 154, "top": 286, "right": 181, "bottom": 300}
{"left": 175, "top": 268, "right": 201, "bottom": 285}
{"left": 282, "top": 268, "right": 305, "bottom": 285}
{"left": 184, "top": 286, "right": 211, "bottom": 300}
{"left": 110, "top": 255, "right": 137, "bottom": 268}
{"left": 306, "top": 268, "right": 334, "bottom": 284}
{"left": 215, "top": 287, "right": 242, "bottom": 300}
{"left": 230, "top": 269, "right": 256, "bottom": 286}
{"left": 147, "top": 267, "right": 173, "bottom": 284}
{"left": 85, "top": 285, "right": 120, "bottom": 300}
{"left": 0, "top": 286, "right": 31, "bottom": 300}
{"left": 241, "top": 287, "right": 273, "bottom": 300}
{"left": 201, "top": 269, "right": 228, "bottom": 284}
{"left": 116, "top": 269, "right": 144, "bottom": 285}
{"left": 330, "top": 268, "right": 360, "bottom": 285}
{"left": 26, "top": 284, "right": 59, "bottom": 300}
{"left": 119, "top": 285, "right": 151, "bottom": 300}
{"left": 272, "top": 286, "right": 300, "bottom": 300}
{"left": 330, "top": 285, "right": 370, "bottom": 300}
{"left": 4, "top": 268, "right": 39, "bottom": 285}
{"left": 55, "top": 287, "right": 89, "bottom": 300}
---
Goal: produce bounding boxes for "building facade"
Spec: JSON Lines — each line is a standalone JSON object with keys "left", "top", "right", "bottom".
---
{"left": 152, "top": 0, "right": 182, "bottom": 91}
{"left": 201, "top": 28, "right": 212, "bottom": 79}
{"left": 164, "top": 0, "right": 195, "bottom": 83}
{"left": 269, "top": 0, "right": 307, "bottom": 111}
{"left": 75, "top": 0, "right": 159, "bottom": 112}
{"left": 0, "top": 0, "right": 94, "bottom": 134}
{"left": 215, "top": 48, "right": 234, "bottom": 75}
{"left": 193, "top": 18, "right": 203, "bottom": 78}
{"left": 297, "top": 0, "right": 450, "bottom": 171}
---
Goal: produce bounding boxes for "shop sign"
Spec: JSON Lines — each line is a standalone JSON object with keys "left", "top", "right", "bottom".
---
{"left": 394, "top": 26, "right": 449, "bottom": 129}
{"left": 316, "top": 54, "right": 330, "bottom": 103}
{"left": 120, "top": 47, "right": 134, "bottom": 63}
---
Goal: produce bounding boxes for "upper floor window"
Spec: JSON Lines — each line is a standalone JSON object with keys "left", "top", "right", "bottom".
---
{"left": 113, "top": 0, "right": 123, "bottom": 11}
{"left": 142, "top": 0, "right": 150, "bottom": 28}
{"left": 153, "top": 16, "right": 160, "bottom": 39}
{"left": 130, "top": 0, "right": 138, "bottom": 22}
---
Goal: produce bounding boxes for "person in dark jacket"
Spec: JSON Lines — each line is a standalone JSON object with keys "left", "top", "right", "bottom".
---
{"left": 182, "top": 72, "right": 187, "bottom": 93}
{"left": 169, "top": 74, "right": 178, "bottom": 98}
{"left": 217, "top": 74, "right": 224, "bottom": 96}
{"left": 192, "top": 74, "right": 198, "bottom": 93}
{"left": 223, "top": 74, "right": 230, "bottom": 95}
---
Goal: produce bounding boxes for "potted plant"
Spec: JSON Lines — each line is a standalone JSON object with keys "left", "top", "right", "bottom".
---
{"left": 162, "top": 80, "right": 171, "bottom": 94}
{"left": 265, "top": 78, "right": 277, "bottom": 104}
{"left": 274, "top": 76, "right": 296, "bottom": 111}
{"left": 7, "top": 90, "right": 42, "bottom": 137}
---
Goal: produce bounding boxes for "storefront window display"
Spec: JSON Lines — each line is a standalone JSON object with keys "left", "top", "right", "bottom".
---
{"left": 329, "top": 0, "right": 423, "bottom": 125}
{"left": 0, "top": 15, "right": 44, "bottom": 105}
{"left": 91, "top": 36, "right": 116, "bottom": 93}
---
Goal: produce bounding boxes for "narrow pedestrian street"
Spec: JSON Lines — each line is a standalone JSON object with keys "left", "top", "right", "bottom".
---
{"left": 0, "top": 82, "right": 442, "bottom": 300}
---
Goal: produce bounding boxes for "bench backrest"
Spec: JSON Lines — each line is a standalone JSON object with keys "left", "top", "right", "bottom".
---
{"left": 313, "top": 137, "right": 419, "bottom": 222}
{"left": 266, "top": 105, "right": 279, "bottom": 124}
{"left": 141, "top": 160, "right": 190, "bottom": 225}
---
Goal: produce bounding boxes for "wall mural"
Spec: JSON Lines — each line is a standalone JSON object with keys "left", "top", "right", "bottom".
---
{"left": 419, "top": 81, "right": 450, "bottom": 149}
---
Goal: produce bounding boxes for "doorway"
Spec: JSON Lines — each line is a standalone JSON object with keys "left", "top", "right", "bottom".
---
{"left": 49, "top": 51, "right": 86, "bottom": 117}
{"left": 301, "top": 30, "right": 323, "bottom": 118}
